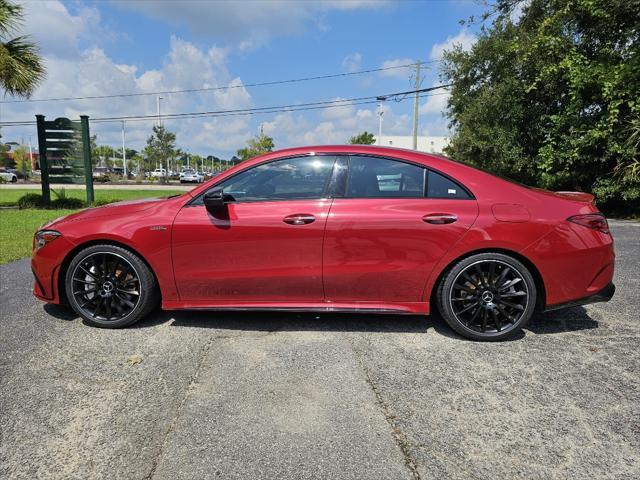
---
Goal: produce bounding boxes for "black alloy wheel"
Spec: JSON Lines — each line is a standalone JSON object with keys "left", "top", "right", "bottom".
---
{"left": 65, "top": 244, "right": 158, "bottom": 328}
{"left": 437, "top": 253, "right": 537, "bottom": 341}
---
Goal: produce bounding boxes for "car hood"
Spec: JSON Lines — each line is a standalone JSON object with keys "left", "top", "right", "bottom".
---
{"left": 45, "top": 197, "right": 166, "bottom": 228}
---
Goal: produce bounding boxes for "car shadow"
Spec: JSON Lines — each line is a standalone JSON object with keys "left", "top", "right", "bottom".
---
{"left": 42, "top": 303, "right": 598, "bottom": 339}
{"left": 43, "top": 303, "right": 79, "bottom": 321}
{"left": 527, "top": 306, "right": 599, "bottom": 334}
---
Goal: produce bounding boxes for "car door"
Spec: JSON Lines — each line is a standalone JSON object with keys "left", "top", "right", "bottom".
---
{"left": 171, "top": 155, "right": 337, "bottom": 304}
{"left": 322, "top": 155, "right": 478, "bottom": 305}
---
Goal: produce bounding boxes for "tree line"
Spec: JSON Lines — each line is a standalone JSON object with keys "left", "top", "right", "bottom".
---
{"left": 441, "top": 0, "right": 639, "bottom": 215}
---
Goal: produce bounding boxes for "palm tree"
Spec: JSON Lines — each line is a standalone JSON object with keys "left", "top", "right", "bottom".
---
{"left": 0, "top": 0, "right": 45, "bottom": 98}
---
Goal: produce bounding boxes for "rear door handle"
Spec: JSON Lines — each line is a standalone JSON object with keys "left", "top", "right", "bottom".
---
{"left": 283, "top": 214, "right": 316, "bottom": 225}
{"left": 423, "top": 214, "right": 457, "bottom": 225}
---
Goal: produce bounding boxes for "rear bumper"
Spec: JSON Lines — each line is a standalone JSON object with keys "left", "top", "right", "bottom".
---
{"left": 521, "top": 220, "right": 615, "bottom": 306}
{"left": 544, "top": 282, "right": 615, "bottom": 312}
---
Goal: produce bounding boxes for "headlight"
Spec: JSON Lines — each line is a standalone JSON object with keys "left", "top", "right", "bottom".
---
{"left": 33, "top": 230, "right": 61, "bottom": 251}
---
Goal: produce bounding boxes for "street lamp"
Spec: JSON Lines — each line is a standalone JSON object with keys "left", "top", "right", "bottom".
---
{"left": 376, "top": 96, "right": 386, "bottom": 146}
{"left": 156, "top": 95, "right": 163, "bottom": 127}
{"left": 121, "top": 121, "right": 127, "bottom": 178}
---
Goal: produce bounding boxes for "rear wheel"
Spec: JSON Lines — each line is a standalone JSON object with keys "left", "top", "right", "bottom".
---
{"left": 437, "top": 253, "right": 536, "bottom": 341}
{"left": 65, "top": 244, "right": 158, "bottom": 328}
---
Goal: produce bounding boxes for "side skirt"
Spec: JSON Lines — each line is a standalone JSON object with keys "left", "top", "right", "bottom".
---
{"left": 162, "top": 301, "right": 430, "bottom": 315}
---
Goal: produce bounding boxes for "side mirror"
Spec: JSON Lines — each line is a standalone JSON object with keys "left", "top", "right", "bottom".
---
{"left": 203, "top": 188, "right": 234, "bottom": 213}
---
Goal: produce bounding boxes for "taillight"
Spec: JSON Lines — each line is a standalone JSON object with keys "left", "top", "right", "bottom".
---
{"left": 33, "top": 230, "right": 61, "bottom": 251}
{"left": 567, "top": 214, "right": 609, "bottom": 234}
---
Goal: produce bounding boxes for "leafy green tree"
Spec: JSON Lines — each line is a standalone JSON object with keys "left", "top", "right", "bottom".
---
{"left": 93, "top": 145, "right": 115, "bottom": 167}
{"left": 13, "top": 145, "right": 29, "bottom": 175}
{"left": 0, "top": 0, "right": 45, "bottom": 97}
{"left": 191, "top": 154, "right": 203, "bottom": 171}
{"left": 236, "top": 133, "right": 274, "bottom": 161}
{"left": 348, "top": 131, "right": 376, "bottom": 145}
{"left": 0, "top": 133, "right": 10, "bottom": 166}
{"left": 441, "top": 0, "right": 640, "bottom": 214}
{"left": 144, "top": 125, "right": 177, "bottom": 179}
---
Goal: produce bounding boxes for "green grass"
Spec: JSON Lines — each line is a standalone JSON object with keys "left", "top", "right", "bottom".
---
{"left": 0, "top": 188, "right": 185, "bottom": 207}
{"left": 0, "top": 188, "right": 187, "bottom": 264}
{"left": 0, "top": 209, "right": 77, "bottom": 264}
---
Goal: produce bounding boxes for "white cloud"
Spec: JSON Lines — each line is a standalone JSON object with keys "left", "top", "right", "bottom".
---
{"left": 115, "top": 0, "right": 388, "bottom": 51}
{"left": 320, "top": 98, "right": 356, "bottom": 120}
{"left": 379, "top": 58, "right": 415, "bottom": 78}
{"left": 429, "top": 29, "right": 476, "bottom": 61}
{"left": 2, "top": 0, "right": 413, "bottom": 156}
{"left": 2, "top": 2, "right": 252, "bottom": 157}
{"left": 258, "top": 102, "right": 409, "bottom": 148}
{"left": 420, "top": 89, "right": 450, "bottom": 116}
{"left": 342, "top": 53, "right": 362, "bottom": 73}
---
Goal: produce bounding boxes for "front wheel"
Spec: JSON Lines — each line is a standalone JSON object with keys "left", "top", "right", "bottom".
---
{"left": 436, "top": 253, "right": 537, "bottom": 341}
{"left": 65, "top": 244, "right": 158, "bottom": 328}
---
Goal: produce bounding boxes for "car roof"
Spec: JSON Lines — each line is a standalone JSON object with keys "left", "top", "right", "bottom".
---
{"left": 188, "top": 144, "right": 530, "bottom": 202}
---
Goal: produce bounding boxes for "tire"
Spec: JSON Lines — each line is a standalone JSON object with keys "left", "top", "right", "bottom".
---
{"left": 65, "top": 244, "right": 159, "bottom": 328}
{"left": 11, "top": 176, "right": 17, "bottom": 183}
{"left": 436, "top": 253, "right": 537, "bottom": 341}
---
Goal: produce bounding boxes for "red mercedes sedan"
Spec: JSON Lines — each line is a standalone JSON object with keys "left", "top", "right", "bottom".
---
{"left": 31, "top": 145, "right": 615, "bottom": 340}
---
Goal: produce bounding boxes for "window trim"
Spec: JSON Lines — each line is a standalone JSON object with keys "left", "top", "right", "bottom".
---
{"left": 188, "top": 152, "right": 475, "bottom": 205}
{"left": 335, "top": 154, "right": 475, "bottom": 200}
{"left": 425, "top": 169, "right": 474, "bottom": 200}
{"left": 188, "top": 153, "right": 340, "bottom": 206}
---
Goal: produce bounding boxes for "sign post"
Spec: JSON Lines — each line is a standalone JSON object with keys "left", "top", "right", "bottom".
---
{"left": 35, "top": 115, "right": 94, "bottom": 205}
{"left": 80, "top": 115, "right": 94, "bottom": 204}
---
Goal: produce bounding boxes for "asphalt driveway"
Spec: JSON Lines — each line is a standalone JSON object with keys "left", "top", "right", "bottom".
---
{"left": 1, "top": 221, "right": 638, "bottom": 479}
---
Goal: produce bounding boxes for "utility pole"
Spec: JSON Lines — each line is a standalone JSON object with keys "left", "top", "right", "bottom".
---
{"left": 28, "top": 136, "right": 34, "bottom": 174}
{"left": 121, "top": 121, "right": 127, "bottom": 178}
{"left": 376, "top": 96, "right": 386, "bottom": 145}
{"left": 156, "top": 95, "right": 163, "bottom": 127}
{"left": 412, "top": 61, "right": 422, "bottom": 150}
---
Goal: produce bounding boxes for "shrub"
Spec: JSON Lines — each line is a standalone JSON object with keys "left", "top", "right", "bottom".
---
{"left": 51, "top": 197, "right": 85, "bottom": 209}
{"left": 17, "top": 193, "right": 44, "bottom": 209}
{"left": 93, "top": 198, "right": 119, "bottom": 207}
{"left": 16, "top": 193, "right": 85, "bottom": 210}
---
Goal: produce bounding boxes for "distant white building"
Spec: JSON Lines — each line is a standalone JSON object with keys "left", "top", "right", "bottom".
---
{"left": 374, "top": 135, "right": 450, "bottom": 154}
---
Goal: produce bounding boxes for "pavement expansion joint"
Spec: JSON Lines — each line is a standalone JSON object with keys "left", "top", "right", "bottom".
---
{"left": 144, "top": 332, "right": 220, "bottom": 479}
{"left": 346, "top": 335, "right": 422, "bottom": 480}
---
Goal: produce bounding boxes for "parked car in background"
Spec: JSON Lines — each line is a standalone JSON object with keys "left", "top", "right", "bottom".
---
{"left": 111, "top": 167, "right": 125, "bottom": 177}
{"left": 31, "top": 145, "right": 615, "bottom": 341}
{"left": 180, "top": 169, "right": 204, "bottom": 183}
{"left": 92, "top": 167, "right": 111, "bottom": 182}
{"left": 7, "top": 167, "right": 28, "bottom": 180}
{"left": 0, "top": 168, "right": 18, "bottom": 183}
{"left": 150, "top": 168, "right": 167, "bottom": 178}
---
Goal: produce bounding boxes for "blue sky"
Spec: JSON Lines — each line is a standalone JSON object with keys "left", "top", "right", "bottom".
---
{"left": 1, "top": 0, "right": 484, "bottom": 158}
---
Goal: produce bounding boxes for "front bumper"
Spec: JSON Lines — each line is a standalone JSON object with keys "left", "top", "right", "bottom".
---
{"left": 544, "top": 282, "right": 615, "bottom": 312}
{"left": 31, "top": 235, "right": 76, "bottom": 304}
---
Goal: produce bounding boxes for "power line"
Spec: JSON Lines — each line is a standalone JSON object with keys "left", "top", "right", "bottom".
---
{"left": 0, "top": 61, "right": 439, "bottom": 105}
{"left": 0, "top": 85, "right": 451, "bottom": 127}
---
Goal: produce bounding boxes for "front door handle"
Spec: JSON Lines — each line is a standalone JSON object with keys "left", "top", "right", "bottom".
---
{"left": 283, "top": 214, "right": 316, "bottom": 225}
{"left": 423, "top": 213, "right": 457, "bottom": 225}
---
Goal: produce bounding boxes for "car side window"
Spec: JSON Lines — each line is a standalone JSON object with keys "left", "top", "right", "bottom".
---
{"left": 346, "top": 156, "right": 426, "bottom": 198}
{"left": 208, "top": 155, "right": 336, "bottom": 203}
{"left": 427, "top": 170, "right": 472, "bottom": 199}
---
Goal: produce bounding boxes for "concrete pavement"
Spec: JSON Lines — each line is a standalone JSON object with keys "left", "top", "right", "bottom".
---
{"left": 1, "top": 222, "right": 638, "bottom": 479}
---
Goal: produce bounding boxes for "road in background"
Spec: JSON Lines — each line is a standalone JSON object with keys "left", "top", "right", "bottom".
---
{"left": 0, "top": 183, "right": 193, "bottom": 190}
